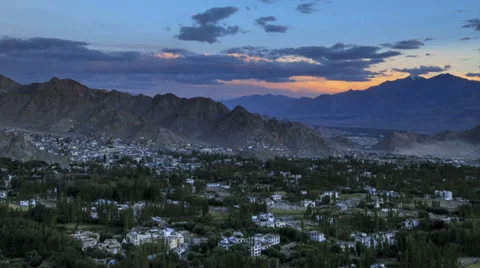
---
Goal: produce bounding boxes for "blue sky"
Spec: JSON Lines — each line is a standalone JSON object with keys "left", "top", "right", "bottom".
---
{"left": 0, "top": 0, "right": 479, "bottom": 99}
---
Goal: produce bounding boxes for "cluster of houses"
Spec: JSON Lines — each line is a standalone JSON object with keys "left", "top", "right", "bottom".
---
{"left": 251, "top": 213, "right": 286, "bottom": 228}
{"left": 125, "top": 227, "right": 185, "bottom": 253}
{"left": 73, "top": 227, "right": 187, "bottom": 256}
{"left": 72, "top": 230, "right": 122, "bottom": 255}
{"left": 218, "top": 232, "right": 281, "bottom": 257}
{"left": 350, "top": 231, "right": 397, "bottom": 249}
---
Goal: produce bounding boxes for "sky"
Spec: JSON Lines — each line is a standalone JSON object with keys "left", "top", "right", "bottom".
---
{"left": 0, "top": 0, "right": 479, "bottom": 99}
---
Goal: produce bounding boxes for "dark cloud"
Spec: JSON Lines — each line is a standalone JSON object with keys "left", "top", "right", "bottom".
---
{"left": 0, "top": 37, "right": 88, "bottom": 52}
{"left": 177, "top": 25, "right": 241, "bottom": 43}
{"left": 393, "top": 65, "right": 451, "bottom": 76}
{"left": 176, "top": 6, "right": 241, "bottom": 43}
{"left": 463, "top": 19, "right": 480, "bottom": 31}
{"left": 460, "top": 37, "right": 472, "bottom": 41}
{"left": 425, "top": 53, "right": 431, "bottom": 56}
{"left": 382, "top": 40, "right": 424, "bottom": 50}
{"left": 297, "top": 2, "right": 317, "bottom": 14}
{"left": 0, "top": 36, "right": 140, "bottom": 61}
{"left": 255, "top": 16, "right": 288, "bottom": 33}
{"left": 466, "top": 73, "right": 480, "bottom": 77}
{"left": 405, "top": 55, "right": 417, "bottom": 58}
{"left": 424, "top": 38, "right": 434, "bottom": 42}
{"left": 0, "top": 36, "right": 401, "bottom": 88}
{"left": 162, "top": 26, "right": 171, "bottom": 32}
{"left": 192, "top": 6, "right": 239, "bottom": 25}
{"left": 258, "top": 0, "right": 279, "bottom": 3}
{"left": 225, "top": 43, "right": 401, "bottom": 61}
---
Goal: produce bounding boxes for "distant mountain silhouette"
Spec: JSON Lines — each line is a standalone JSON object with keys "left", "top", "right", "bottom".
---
{"left": 0, "top": 75, "right": 331, "bottom": 158}
{"left": 222, "top": 74, "right": 480, "bottom": 133}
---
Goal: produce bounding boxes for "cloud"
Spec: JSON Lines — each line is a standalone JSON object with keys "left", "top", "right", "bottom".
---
{"left": 177, "top": 25, "right": 241, "bottom": 43}
{"left": 255, "top": 16, "right": 288, "bottom": 33}
{"left": 297, "top": 2, "right": 317, "bottom": 14}
{"left": 162, "top": 26, "right": 171, "bottom": 32}
{"left": 460, "top": 37, "right": 472, "bottom": 41}
{"left": 463, "top": 19, "right": 480, "bottom": 31}
{"left": 176, "top": 6, "right": 242, "bottom": 43}
{"left": 0, "top": 36, "right": 402, "bottom": 89}
{"left": 225, "top": 43, "right": 401, "bottom": 61}
{"left": 382, "top": 39, "right": 424, "bottom": 49}
{"left": 191, "top": 6, "right": 239, "bottom": 25}
{"left": 393, "top": 65, "right": 451, "bottom": 76}
{"left": 466, "top": 73, "right": 480, "bottom": 77}
{"left": 405, "top": 55, "right": 417, "bottom": 58}
{"left": 0, "top": 36, "right": 140, "bottom": 61}
{"left": 258, "top": 0, "right": 279, "bottom": 3}
{"left": 424, "top": 38, "right": 434, "bottom": 42}
{"left": 425, "top": 53, "right": 431, "bottom": 56}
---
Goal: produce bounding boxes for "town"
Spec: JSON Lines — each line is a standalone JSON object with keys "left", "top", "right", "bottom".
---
{"left": 0, "top": 130, "right": 480, "bottom": 267}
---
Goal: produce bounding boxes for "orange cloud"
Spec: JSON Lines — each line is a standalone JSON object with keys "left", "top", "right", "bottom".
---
{"left": 226, "top": 53, "right": 266, "bottom": 62}
{"left": 223, "top": 71, "right": 480, "bottom": 96}
{"left": 155, "top": 52, "right": 181, "bottom": 59}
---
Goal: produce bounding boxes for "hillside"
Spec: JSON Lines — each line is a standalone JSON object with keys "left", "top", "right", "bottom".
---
{"left": 0, "top": 76, "right": 331, "bottom": 157}
{"left": 372, "top": 125, "right": 480, "bottom": 158}
{"left": 222, "top": 74, "right": 480, "bottom": 133}
{"left": 0, "top": 74, "right": 20, "bottom": 94}
{"left": 0, "top": 132, "right": 63, "bottom": 163}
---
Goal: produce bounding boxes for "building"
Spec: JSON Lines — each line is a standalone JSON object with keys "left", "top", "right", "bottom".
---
{"left": 301, "top": 199, "right": 316, "bottom": 207}
{"left": 253, "top": 233, "right": 280, "bottom": 250}
{"left": 310, "top": 231, "right": 326, "bottom": 242}
{"left": 125, "top": 227, "right": 184, "bottom": 250}
{"left": 403, "top": 219, "right": 419, "bottom": 230}
{"left": 72, "top": 230, "right": 100, "bottom": 251}
{"left": 321, "top": 191, "right": 339, "bottom": 199}
{"left": 434, "top": 190, "right": 453, "bottom": 201}
{"left": 97, "top": 239, "right": 122, "bottom": 255}
{"left": 248, "top": 240, "right": 262, "bottom": 257}
{"left": 271, "top": 194, "right": 282, "bottom": 201}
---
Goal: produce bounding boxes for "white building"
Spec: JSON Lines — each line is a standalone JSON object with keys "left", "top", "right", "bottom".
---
{"left": 125, "top": 227, "right": 184, "bottom": 250}
{"left": 249, "top": 241, "right": 262, "bottom": 256}
{"left": 310, "top": 231, "right": 326, "bottom": 242}
{"left": 253, "top": 233, "right": 280, "bottom": 250}
{"left": 321, "top": 191, "right": 339, "bottom": 199}
{"left": 271, "top": 194, "right": 282, "bottom": 201}
{"left": 301, "top": 199, "right": 316, "bottom": 207}
{"left": 434, "top": 190, "right": 453, "bottom": 201}
{"left": 403, "top": 219, "right": 419, "bottom": 230}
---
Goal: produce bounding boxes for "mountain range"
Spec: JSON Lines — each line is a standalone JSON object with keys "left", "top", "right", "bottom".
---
{"left": 222, "top": 74, "right": 480, "bottom": 134}
{"left": 0, "top": 75, "right": 331, "bottom": 158}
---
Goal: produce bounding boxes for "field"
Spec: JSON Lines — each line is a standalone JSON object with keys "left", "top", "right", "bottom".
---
{"left": 467, "top": 263, "right": 480, "bottom": 268}
{"left": 8, "top": 204, "right": 29, "bottom": 211}
{"left": 271, "top": 208, "right": 306, "bottom": 217}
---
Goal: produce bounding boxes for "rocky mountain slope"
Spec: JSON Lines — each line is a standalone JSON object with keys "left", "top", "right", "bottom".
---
{"left": 0, "top": 132, "right": 63, "bottom": 163}
{"left": 0, "top": 74, "right": 20, "bottom": 94}
{"left": 372, "top": 125, "right": 480, "bottom": 158}
{"left": 0, "top": 76, "right": 331, "bottom": 157}
{"left": 222, "top": 74, "right": 480, "bottom": 133}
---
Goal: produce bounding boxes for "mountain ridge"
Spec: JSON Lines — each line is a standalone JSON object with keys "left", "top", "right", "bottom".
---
{"left": 0, "top": 75, "right": 331, "bottom": 158}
